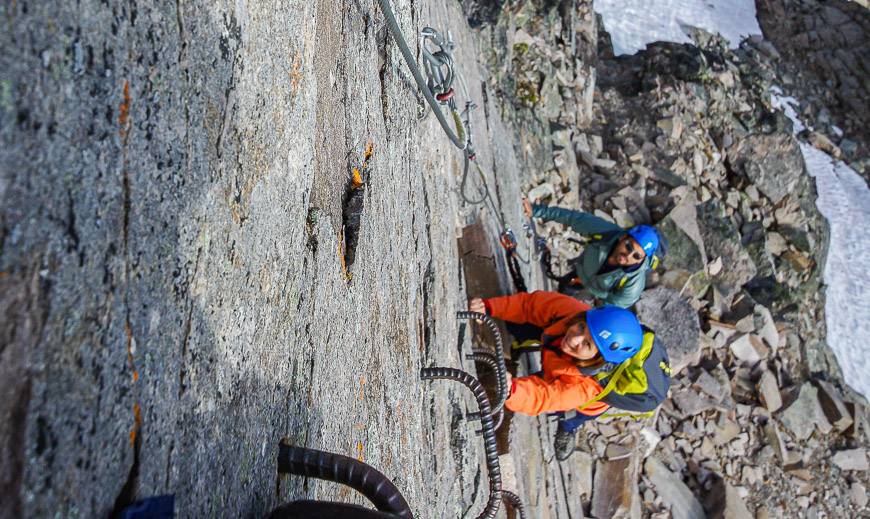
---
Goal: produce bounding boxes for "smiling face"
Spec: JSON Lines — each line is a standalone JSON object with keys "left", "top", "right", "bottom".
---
{"left": 608, "top": 235, "right": 646, "bottom": 267}
{"left": 560, "top": 315, "right": 602, "bottom": 361}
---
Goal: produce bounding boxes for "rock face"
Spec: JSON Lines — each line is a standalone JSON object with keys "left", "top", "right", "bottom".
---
{"left": 4, "top": 0, "right": 869, "bottom": 517}
{"left": 0, "top": 0, "right": 534, "bottom": 516}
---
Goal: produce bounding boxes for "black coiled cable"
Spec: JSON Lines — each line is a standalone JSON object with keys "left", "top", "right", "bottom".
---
{"left": 501, "top": 490, "right": 527, "bottom": 519}
{"left": 455, "top": 311, "right": 508, "bottom": 414}
{"left": 466, "top": 351, "right": 505, "bottom": 431}
{"left": 276, "top": 442, "right": 413, "bottom": 518}
{"left": 420, "top": 367, "right": 502, "bottom": 519}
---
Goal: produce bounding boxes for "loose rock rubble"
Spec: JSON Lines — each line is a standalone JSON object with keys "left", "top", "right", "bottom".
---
{"left": 500, "top": 9, "right": 869, "bottom": 517}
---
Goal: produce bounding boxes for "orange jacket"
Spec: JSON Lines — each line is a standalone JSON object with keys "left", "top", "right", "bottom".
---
{"left": 484, "top": 291, "right": 609, "bottom": 417}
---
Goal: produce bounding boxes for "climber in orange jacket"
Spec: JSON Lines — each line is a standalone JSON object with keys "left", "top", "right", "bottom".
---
{"left": 468, "top": 290, "right": 644, "bottom": 460}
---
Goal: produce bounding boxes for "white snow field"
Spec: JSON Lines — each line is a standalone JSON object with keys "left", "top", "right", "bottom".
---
{"left": 771, "top": 93, "right": 870, "bottom": 399}
{"left": 596, "top": 7, "right": 870, "bottom": 397}
{"left": 595, "top": 0, "right": 762, "bottom": 55}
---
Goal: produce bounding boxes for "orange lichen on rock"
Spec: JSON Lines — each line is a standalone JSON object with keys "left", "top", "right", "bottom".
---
{"left": 118, "top": 80, "right": 131, "bottom": 139}
{"left": 129, "top": 403, "right": 141, "bottom": 446}
{"left": 351, "top": 167, "right": 364, "bottom": 189}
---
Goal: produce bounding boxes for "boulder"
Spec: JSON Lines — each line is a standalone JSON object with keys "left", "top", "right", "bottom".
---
{"left": 693, "top": 369, "right": 725, "bottom": 401}
{"left": 708, "top": 476, "right": 754, "bottom": 519}
{"left": 673, "top": 387, "right": 721, "bottom": 416}
{"left": 757, "top": 370, "right": 782, "bottom": 412}
{"left": 832, "top": 448, "right": 868, "bottom": 472}
{"left": 779, "top": 383, "right": 833, "bottom": 441}
{"left": 635, "top": 287, "right": 702, "bottom": 374}
{"left": 592, "top": 456, "right": 641, "bottom": 518}
{"left": 728, "top": 334, "right": 763, "bottom": 365}
{"left": 764, "top": 422, "right": 802, "bottom": 470}
{"left": 726, "top": 132, "right": 805, "bottom": 204}
{"left": 753, "top": 305, "right": 780, "bottom": 351}
{"left": 657, "top": 201, "right": 707, "bottom": 275}
{"left": 644, "top": 457, "right": 706, "bottom": 519}
{"left": 814, "top": 380, "right": 854, "bottom": 432}
{"left": 851, "top": 482, "right": 868, "bottom": 508}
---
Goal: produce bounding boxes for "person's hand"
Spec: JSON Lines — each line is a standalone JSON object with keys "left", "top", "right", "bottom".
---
{"left": 522, "top": 197, "right": 533, "bottom": 218}
{"left": 468, "top": 298, "right": 486, "bottom": 315}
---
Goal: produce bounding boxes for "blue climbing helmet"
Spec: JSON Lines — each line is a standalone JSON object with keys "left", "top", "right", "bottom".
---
{"left": 627, "top": 225, "right": 660, "bottom": 257}
{"left": 586, "top": 306, "right": 644, "bottom": 364}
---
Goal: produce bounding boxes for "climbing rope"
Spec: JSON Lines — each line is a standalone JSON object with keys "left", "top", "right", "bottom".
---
{"left": 376, "top": 0, "right": 466, "bottom": 150}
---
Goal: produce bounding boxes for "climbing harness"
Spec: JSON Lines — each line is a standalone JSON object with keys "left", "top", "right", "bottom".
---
{"left": 375, "top": 0, "right": 466, "bottom": 150}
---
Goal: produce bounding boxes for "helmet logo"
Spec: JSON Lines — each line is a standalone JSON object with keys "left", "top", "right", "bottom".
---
{"left": 644, "top": 241, "right": 653, "bottom": 251}
{"left": 599, "top": 329, "right": 612, "bottom": 340}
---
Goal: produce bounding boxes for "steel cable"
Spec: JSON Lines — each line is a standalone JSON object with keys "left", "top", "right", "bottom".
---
{"left": 375, "top": 0, "right": 467, "bottom": 150}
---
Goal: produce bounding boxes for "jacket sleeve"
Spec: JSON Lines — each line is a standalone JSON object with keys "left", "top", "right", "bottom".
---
{"left": 505, "top": 374, "right": 608, "bottom": 416}
{"left": 484, "top": 291, "right": 588, "bottom": 328}
{"left": 601, "top": 269, "right": 646, "bottom": 308}
{"left": 531, "top": 205, "right": 620, "bottom": 235}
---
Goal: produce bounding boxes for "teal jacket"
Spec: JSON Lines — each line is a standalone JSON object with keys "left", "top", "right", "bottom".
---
{"left": 532, "top": 205, "right": 652, "bottom": 308}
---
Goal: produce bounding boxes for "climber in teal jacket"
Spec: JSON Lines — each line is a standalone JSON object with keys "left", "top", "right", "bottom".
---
{"left": 523, "top": 198, "right": 662, "bottom": 308}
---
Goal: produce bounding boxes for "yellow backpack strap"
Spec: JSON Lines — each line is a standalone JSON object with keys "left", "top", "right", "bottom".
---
{"left": 577, "top": 360, "right": 630, "bottom": 412}
{"left": 617, "top": 276, "right": 628, "bottom": 290}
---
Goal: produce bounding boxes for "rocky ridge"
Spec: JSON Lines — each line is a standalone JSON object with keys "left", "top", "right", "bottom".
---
{"left": 505, "top": 11, "right": 869, "bottom": 518}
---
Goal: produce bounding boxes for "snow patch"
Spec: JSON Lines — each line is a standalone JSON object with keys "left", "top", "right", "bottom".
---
{"left": 799, "top": 143, "right": 870, "bottom": 398}
{"left": 770, "top": 87, "right": 807, "bottom": 133}
{"left": 595, "top": 0, "right": 762, "bottom": 56}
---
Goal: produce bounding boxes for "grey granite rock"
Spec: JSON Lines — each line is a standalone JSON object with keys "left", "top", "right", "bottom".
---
{"left": 634, "top": 287, "right": 701, "bottom": 374}
{"left": 779, "top": 383, "right": 833, "bottom": 440}
{"left": 644, "top": 457, "right": 705, "bottom": 519}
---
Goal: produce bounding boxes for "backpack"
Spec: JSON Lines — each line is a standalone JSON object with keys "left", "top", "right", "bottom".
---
{"left": 577, "top": 327, "right": 671, "bottom": 417}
